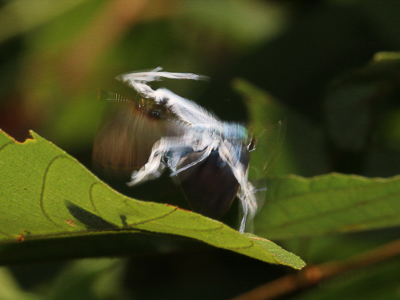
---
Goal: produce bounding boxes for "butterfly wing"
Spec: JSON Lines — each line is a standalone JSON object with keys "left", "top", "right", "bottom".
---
{"left": 176, "top": 144, "right": 250, "bottom": 219}
{"left": 92, "top": 91, "right": 184, "bottom": 179}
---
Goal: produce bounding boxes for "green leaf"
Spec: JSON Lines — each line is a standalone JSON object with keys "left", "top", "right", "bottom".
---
{"left": 232, "top": 78, "right": 297, "bottom": 178}
{"left": 0, "top": 129, "right": 304, "bottom": 269}
{"left": 255, "top": 173, "right": 400, "bottom": 240}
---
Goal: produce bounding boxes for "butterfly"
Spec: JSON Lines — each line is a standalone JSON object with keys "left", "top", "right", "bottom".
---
{"left": 93, "top": 67, "right": 258, "bottom": 233}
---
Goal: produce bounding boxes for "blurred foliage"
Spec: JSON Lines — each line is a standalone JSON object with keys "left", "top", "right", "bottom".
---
{"left": 1, "top": 0, "right": 400, "bottom": 299}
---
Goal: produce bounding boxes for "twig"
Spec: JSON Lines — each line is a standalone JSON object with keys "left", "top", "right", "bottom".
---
{"left": 232, "top": 238, "right": 400, "bottom": 300}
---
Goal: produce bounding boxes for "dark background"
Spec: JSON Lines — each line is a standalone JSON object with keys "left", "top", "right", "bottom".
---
{"left": 1, "top": 0, "right": 400, "bottom": 299}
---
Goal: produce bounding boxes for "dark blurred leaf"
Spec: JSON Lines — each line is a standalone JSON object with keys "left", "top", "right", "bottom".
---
{"left": 0, "top": 267, "right": 40, "bottom": 300}
{"left": 47, "top": 259, "right": 127, "bottom": 300}
{"left": 325, "top": 52, "right": 400, "bottom": 152}
{"left": 255, "top": 173, "right": 400, "bottom": 240}
{"left": 232, "top": 78, "right": 295, "bottom": 178}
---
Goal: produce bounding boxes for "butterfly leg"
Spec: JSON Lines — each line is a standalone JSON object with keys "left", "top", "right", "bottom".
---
{"left": 218, "top": 142, "right": 258, "bottom": 233}
{"left": 127, "top": 136, "right": 193, "bottom": 186}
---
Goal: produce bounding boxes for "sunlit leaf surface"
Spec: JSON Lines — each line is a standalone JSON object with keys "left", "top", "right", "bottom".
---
{"left": 0, "top": 129, "right": 304, "bottom": 269}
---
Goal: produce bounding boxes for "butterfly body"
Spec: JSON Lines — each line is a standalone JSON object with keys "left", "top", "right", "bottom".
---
{"left": 93, "top": 68, "right": 257, "bottom": 233}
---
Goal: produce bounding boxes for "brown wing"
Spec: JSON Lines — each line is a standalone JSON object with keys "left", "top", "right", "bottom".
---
{"left": 92, "top": 91, "right": 184, "bottom": 180}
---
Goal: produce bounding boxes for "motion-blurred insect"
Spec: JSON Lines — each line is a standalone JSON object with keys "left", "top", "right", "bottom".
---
{"left": 93, "top": 67, "right": 258, "bottom": 233}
